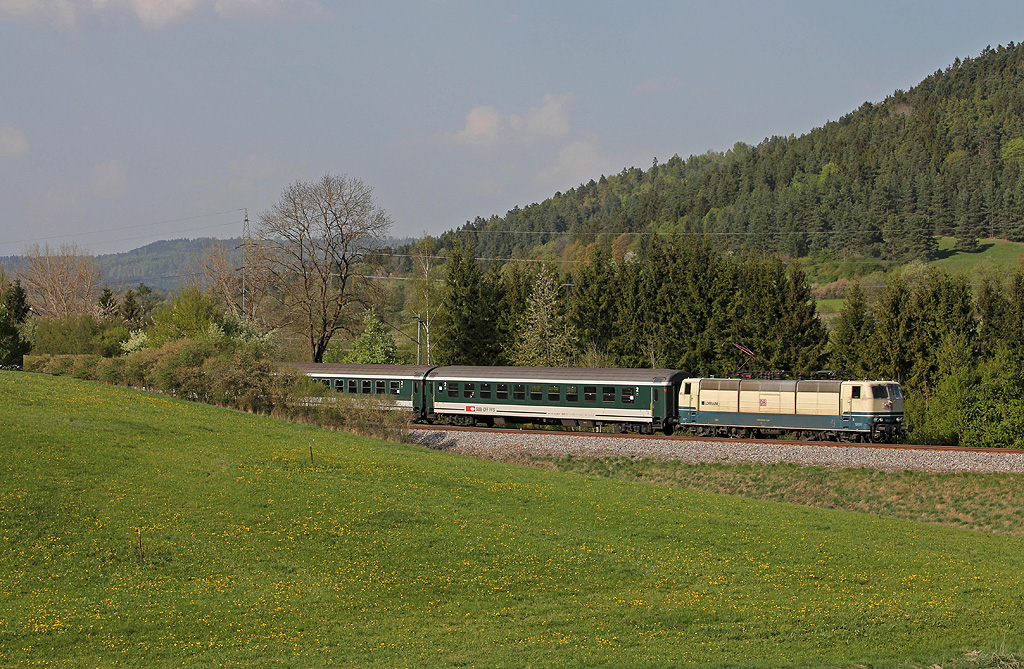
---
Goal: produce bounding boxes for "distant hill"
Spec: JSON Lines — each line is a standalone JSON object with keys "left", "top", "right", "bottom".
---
{"left": 0, "top": 235, "right": 421, "bottom": 294}
{"left": 433, "top": 43, "right": 1024, "bottom": 269}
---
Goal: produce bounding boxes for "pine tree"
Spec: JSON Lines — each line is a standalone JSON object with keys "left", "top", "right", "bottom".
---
{"left": 828, "top": 282, "right": 875, "bottom": 375}
{"left": 431, "top": 242, "right": 496, "bottom": 365}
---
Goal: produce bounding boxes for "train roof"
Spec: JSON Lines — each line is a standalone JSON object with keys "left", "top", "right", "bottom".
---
{"left": 426, "top": 366, "right": 689, "bottom": 385}
{"left": 284, "top": 363, "right": 435, "bottom": 378}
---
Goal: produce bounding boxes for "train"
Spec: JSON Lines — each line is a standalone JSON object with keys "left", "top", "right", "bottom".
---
{"left": 287, "top": 363, "right": 907, "bottom": 443}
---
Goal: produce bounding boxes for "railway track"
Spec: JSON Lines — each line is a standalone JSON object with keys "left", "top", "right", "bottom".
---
{"left": 410, "top": 424, "right": 1024, "bottom": 474}
{"left": 412, "top": 423, "right": 1024, "bottom": 455}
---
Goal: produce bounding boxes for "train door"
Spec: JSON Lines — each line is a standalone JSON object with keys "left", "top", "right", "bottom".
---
{"left": 840, "top": 383, "right": 857, "bottom": 428}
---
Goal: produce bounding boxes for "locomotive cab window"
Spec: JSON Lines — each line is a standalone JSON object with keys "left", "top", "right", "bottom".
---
{"left": 548, "top": 385, "right": 560, "bottom": 402}
{"left": 602, "top": 387, "right": 616, "bottom": 403}
{"left": 448, "top": 382, "right": 460, "bottom": 398}
{"left": 361, "top": 380, "right": 371, "bottom": 394}
{"left": 872, "top": 385, "right": 889, "bottom": 399}
{"left": 851, "top": 386, "right": 861, "bottom": 399}
{"left": 480, "top": 383, "right": 491, "bottom": 399}
{"left": 566, "top": 385, "right": 579, "bottom": 402}
{"left": 375, "top": 380, "right": 386, "bottom": 394}
{"left": 496, "top": 384, "right": 509, "bottom": 400}
{"left": 464, "top": 383, "right": 475, "bottom": 399}
{"left": 683, "top": 382, "right": 691, "bottom": 395}
{"left": 889, "top": 384, "right": 903, "bottom": 399}
{"left": 513, "top": 384, "right": 526, "bottom": 400}
{"left": 584, "top": 386, "right": 597, "bottom": 402}
{"left": 348, "top": 379, "right": 357, "bottom": 394}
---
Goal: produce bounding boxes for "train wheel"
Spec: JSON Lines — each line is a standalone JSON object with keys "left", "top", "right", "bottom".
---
{"left": 662, "top": 424, "right": 674, "bottom": 437}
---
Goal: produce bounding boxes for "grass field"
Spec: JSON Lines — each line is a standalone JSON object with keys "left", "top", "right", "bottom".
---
{"left": 3, "top": 372, "right": 1024, "bottom": 667}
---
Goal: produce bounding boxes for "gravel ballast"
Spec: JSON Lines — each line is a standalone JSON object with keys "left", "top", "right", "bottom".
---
{"left": 411, "top": 429, "right": 1024, "bottom": 474}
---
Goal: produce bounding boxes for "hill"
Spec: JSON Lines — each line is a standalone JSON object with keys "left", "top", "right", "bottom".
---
{"left": 2, "top": 371, "right": 1024, "bottom": 667}
{"left": 429, "top": 43, "right": 1024, "bottom": 275}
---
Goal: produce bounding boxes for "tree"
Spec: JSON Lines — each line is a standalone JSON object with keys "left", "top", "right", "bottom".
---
{"left": 147, "top": 286, "right": 220, "bottom": 347}
{"left": 431, "top": 241, "right": 499, "bottom": 365}
{"left": 258, "top": 173, "right": 391, "bottom": 363}
{"left": 20, "top": 243, "right": 102, "bottom": 317}
{"left": 0, "top": 305, "right": 31, "bottom": 367}
{"left": 342, "top": 309, "right": 400, "bottom": 364}
{"left": 508, "top": 266, "right": 579, "bottom": 367}
{"left": 828, "top": 282, "right": 875, "bottom": 375}
{"left": 1, "top": 279, "right": 30, "bottom": 324}
{"left": 408, "top": 236, "right": 441, "bottom": 363}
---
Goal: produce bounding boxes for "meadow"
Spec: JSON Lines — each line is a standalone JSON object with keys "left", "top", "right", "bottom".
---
{"left": 2, "top": 372, "right": 1024, "bottom": 668}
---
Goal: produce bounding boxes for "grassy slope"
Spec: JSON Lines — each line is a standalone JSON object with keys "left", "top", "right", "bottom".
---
{"left": 2, "top": 373, "right": 1024, "bottom": 668}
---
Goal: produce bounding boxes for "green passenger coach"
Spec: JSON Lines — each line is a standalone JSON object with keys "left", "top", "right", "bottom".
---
{"left": 424, "top": 366, "right": 689, "bottom": 434}
{"left": 287, "top": 363, "right": 434, "bottom": 413}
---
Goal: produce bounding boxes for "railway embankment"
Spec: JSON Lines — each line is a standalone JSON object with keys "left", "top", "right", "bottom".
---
{"left": 412, "top": 428, "right": 1024, "bottom": 474}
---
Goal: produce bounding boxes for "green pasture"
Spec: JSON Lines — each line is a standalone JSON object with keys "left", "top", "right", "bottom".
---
{"left": 932, "top": 236, "right": 1024, "bottom": 274}
{"left": 2, "top": 372, "right": 1024, "bottom": 667}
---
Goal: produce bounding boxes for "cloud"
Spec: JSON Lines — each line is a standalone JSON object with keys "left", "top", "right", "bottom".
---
{"left": 447, "top": 93, "right": 575, "bottom": 151}
{"left": 0, "top": 125, "right": 29, "bottom": 159}
{"left": 90, "top": 160, "right": 128, "bottom": 199}
{"left": 534, "top": 139, "right": 621, "bottom": 191}
{"left": 0, "top": 0, "right": 330, "bottom": 30}
{"left": 633, "top": 76, "right": 686, "bottom": 96}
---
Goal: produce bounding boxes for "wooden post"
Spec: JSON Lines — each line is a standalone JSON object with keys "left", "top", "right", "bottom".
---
{"left": 309, "top": 441, "right": 314, "bottom": 466}
{"left": 137, "top": 528, "right": 143, "bottom": 560}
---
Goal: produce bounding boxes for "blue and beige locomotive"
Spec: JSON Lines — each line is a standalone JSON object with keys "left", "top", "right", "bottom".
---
{"left": 289, "top": 363, "right": 906, "bottom": 443}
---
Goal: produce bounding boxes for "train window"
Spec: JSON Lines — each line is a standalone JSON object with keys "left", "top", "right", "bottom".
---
{"left": 602, "top": 387, "right": 616, "bottom": 403}
{"left": 464, "top": 383, "right": 475, "bottom": 399}
{"left": 480, "top": 383, "right": 491, "bottom": 399}
{"left": 319, "top": 378, "right": 331, "bottom": 389}
{"left": 566, "top": 385, "right": 579, "bottom": 402}
{"left": 851, "top": 386, "right": 861, "bottom": 399}
{"left": 348, "top": 379, "right": 357, "bottom": 394}
{"left": 872, "top": 385, "right": 888, "bottom": 399}
{"left": 548, "top": 385, "right": 560, "bottom": 402}
{"left": 889, "top": 385, "right": 903, "bottom": 399}
{"left": 448, "top": 382, "right": 460, "bottom": 398}
{"left": 621, "top": 387, "right": 636, "bottom": 404}
{"left": 496, "top": 384, "right": 508, "bottom": 400}
{"left": 529, "top": 384, "right": 543, "bottom": 401}
{"left": 375, "top": 380, "right": 386, "bottom": 394}
{"left": 584, "top": 386, "right": 597, "bottom": 402}
{"left": 684, "top": 382, "right": 691, "bottom": 395}
{"left": 390, "top": 381, "right": 401, "bottom": 395}
{"left": 513, "top": 384, "right": 526, "bottom": 400}
{"left": 361, "top": 380, "right": 372, "bottom": 394}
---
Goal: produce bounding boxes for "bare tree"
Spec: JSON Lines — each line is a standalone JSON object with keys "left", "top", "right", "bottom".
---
{"left": 410, "top": 235, "right": 440, "bottom": 363}
{"left": 258, "top": 173, "right": 391, "bottom": 362}
{"left": 20, "top": 243, "right": 102, "bottom": 317}
{"left": 198, "top": 240, "right": 274, "bottom": 326}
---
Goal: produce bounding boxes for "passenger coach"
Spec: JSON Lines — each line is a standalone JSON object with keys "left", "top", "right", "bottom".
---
{"left": 425, "top": 366, "right": 688, "bottom": 433}
{"left": 287, "top": 363, "right": 433, "bottom": 413}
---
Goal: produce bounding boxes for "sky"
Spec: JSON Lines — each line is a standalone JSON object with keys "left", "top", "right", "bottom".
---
{"left": 2, "top": 1, "right": 1024, "bottom": 256}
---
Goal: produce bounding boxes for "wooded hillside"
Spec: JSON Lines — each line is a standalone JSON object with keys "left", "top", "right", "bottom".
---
{"left": 433, "top": 43, "right": 1024, "bottom": 264}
